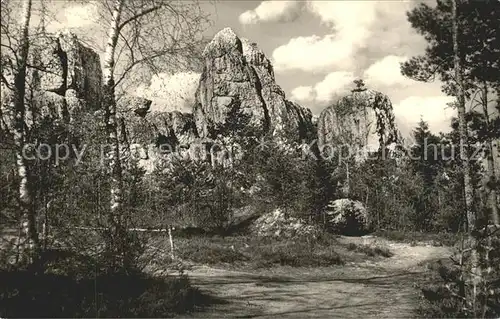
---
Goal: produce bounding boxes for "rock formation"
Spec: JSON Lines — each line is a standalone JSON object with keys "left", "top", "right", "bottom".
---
{"left": 194, "top": 28, "right": 313, "bottom": 142}
{"left": 125, "top": 109, "right": 198, "bottom": 149}
{"left": 240, "top": 38, "right": 315, "bottom": 141}
{"left": 1, "top": 31, "right": 102, "bottom": 131}
{"left": 120, "top": 96, "right": 200, "bottom": 171}
{"left": 122, "top": 28, "right": 317, "bottom": 172}
{"left": 30, "top": 32, "right": 102, "bottom": 122}
{"left": 317, "top": 86, "right": 400, "bottom": 154}
{"left": 252, "top": 208, "right": 320, "bottom": 239}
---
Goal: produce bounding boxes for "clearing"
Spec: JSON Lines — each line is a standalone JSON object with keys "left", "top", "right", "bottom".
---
{"left": 178, "top": 235, "right": 451, "bottom": 318}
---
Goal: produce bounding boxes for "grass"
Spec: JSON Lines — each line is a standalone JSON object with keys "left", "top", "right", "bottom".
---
{"left": 176, "top": 237, "right": 250, "bottom": 265}
{"left": 374, "top": 230, "right": 460, "bottom": 247}
{"left": 251, "top": 239, "right": 344, "bottom": 268}
{"left": 151, "top": 233, "right": 394, "bottom": 269}
{"left": 345, "top": 242, "right": 394, "bottom": 257}
{"left": 0, "top": 251, "right": 220, "bottom": 318}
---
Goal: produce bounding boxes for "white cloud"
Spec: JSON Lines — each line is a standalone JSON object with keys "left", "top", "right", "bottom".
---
{"left": 265, "top": 1, "right": 423, "bottom": 74}
{"left": 364, "top": 55, "right": 417, "bottom": 87}
{"left": 291, "top": 86, "right": 315, "bottom": 102}
{"left": 270, "top": 1, "right": 378, "bottom": 73}
{"left": 307, "top": 1, "right": 377, "bottom": 41}
{"left": 64, "top": 3, "right": 98, "bottom": 28}
{"left": 290, "top": 71, "right": 355, "bottom": 104}
{"left": 272, "top": 34, "right": 358, "bottom": 73}
{"left": 239, "top": 1, "right": 303, "bottom": 25}
{"left": 48, "top": 2, "right": 99, "bottom": 31}
{"left": 314, "top": 71, "right": 356, "bottom": 102}
{"left": 394, "top": 96, "right": 455, "bottom": 134}
{"left": 137, "top": 72, "right": 200, "bottom": 113}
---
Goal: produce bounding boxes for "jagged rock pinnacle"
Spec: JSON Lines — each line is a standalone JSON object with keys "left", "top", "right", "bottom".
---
{"left": 317, "top": 89, "right": 400, "bottom": 157}
{"left": 203, "top": 27, "right": 242, "bottom": 58}
{"left": 194, "top": 28, "right": 314, "bottom": 142}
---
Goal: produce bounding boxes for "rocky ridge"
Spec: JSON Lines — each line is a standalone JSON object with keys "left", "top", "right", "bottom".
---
{"left": 122, "top": 28, "right": 316, "bottom": 170}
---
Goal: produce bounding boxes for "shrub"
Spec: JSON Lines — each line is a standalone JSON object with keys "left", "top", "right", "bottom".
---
{"left": 419, "top": 231, "right": 500, "bottom": 318}
{"left": 175, "top": 237, "right": 249, "bottom": 265}
{"left": 0, "top": 268, "right": 207, "bottom": 317}
{"left": 174, "top": 235, "right": 345, "bottom": 268}
{"left": 253, "top": 240, "right": 344, "bottom": 268}
{"left": 325, "top": 199, "right": 369, "bottom": 235}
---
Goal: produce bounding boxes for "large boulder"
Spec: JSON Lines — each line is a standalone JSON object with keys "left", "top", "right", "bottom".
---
{"left": 317, "top": 87, "right": 400, "bottom": 158}
{"left": 194, "top": 28, "right": 313, "bottom": 142}
{"left": 325, "top": 199, "right": 370, "bottom": 235}
{"left": 252, "top": 209, "right": 319, "bottom": 239}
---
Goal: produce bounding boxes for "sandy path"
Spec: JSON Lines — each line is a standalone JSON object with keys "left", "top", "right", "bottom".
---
{"left": 178, "top": 236, "right": 451, "bottom": 318}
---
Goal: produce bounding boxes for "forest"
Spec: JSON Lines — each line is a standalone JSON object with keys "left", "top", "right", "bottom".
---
{"left": 0, "top": 0, "right": 499, "bottom": 317}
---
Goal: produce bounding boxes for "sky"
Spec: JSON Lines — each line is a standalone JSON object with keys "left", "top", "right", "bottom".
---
{"left": 47, "top": 0, "right": 459, "bottom": 138}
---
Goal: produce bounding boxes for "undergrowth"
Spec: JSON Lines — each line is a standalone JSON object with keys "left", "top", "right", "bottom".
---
{"left": 166, "top": 234, "right": 394, "bottom": 268}
{"left": 0, "top": 251, "right": 218, "bottom": 318}
{"left": 345, "top": 242, "right": 394, "bottom": 257}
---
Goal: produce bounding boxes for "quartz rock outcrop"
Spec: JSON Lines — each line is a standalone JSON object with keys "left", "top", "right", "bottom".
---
{"left": 317, "top": 87, "right": 400, "bottom": 154}
{"left": 122, "top": 95, "right": 198, "bottom": 149}
{"left": 252, "top": 208, "right": 320, "bottom": 239}
{"left": 121, "top": 95, "right": 200, "bottom": 172}
{"left": 194, "top": 28, "right": 267, "bottom": 138}
{"left": 241, "top": 38, "right": 314, "bottom": 141}
{"left": 194, "top": 28, "right": 313, "bottom": 142}
{"left": 1, "top": 32, "right": 102, "bottom": 130}
{"left": 31, "top": 32, "right": 103, "bottom": 120}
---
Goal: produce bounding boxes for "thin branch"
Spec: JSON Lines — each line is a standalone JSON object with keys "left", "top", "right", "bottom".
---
{"left": 117, "top": 5, "right": 162, "bottom": 32}
{"left": 113, "top": 51, "right": 165, "bottom": 89}
{"left": 0, "top": 74, "right": 14, "bottom": 90}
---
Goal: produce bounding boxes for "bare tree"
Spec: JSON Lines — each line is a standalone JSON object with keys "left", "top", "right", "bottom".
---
{"left": 0, "top": 0, "right": 40, "bottom": 266}
{"left": 86, "top": 0, "right": 210, "bottom": 266}
{"left": 2, "top": 0, "right": 210, "bottom": 268}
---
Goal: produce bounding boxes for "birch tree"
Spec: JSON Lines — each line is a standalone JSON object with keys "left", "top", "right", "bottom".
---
{"left": 0, "top": 0, "right": 39, "bottom": 265}
{"left": 87, "top": 0, "right": 209, "bottom": 267}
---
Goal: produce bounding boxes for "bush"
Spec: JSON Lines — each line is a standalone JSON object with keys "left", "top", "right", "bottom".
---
{"left": 173, "top": 235, "right": 345, "bottom": 268}
{"left": 0, "top": 269, "right": 206, "bottom": 318}
{"left": 253, "top": 239, "right": 344, "bottom": 268}
{"left": 325, "top": 199, "right": 369, "bottom": 235}
{"left": 419, "top": 231, "right": 500, "bottom": 318}
{"left": 176, "top": 237, "right": 249, "bottom": 264}
{"left": 0, "top": 247, "right": 217, "bottom": 318}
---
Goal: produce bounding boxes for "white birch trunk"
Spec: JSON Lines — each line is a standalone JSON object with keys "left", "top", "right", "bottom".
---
{"left": 103, "top": 0, "right": 125, "bottom": 228}
{"left": 10, "top": 0, "right": 39, "bottom": 265}
{"left": 168, "top": 226, "right": 175, "bottom": 260}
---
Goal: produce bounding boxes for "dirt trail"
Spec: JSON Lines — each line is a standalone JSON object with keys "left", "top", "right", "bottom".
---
{"left": 177, "top": 236, "right": 451, "bottom": 318}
